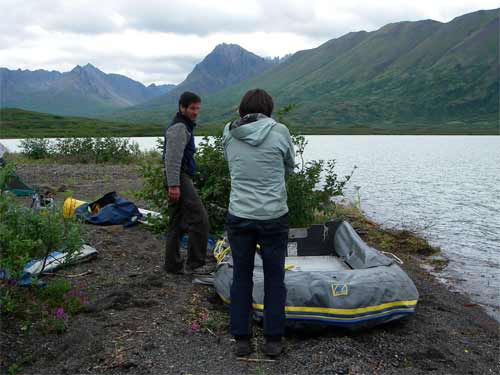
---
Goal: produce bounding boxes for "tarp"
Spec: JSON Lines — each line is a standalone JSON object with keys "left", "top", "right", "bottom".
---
{"left": 0, "top": 145, "right": 36, "bottom": 195}
{"left": 214, "top": 221, "right": 419, "bottom": 329}
{"left": 3, "top": 171, "right": 36, "bottom": 196}
{"left": 75, "top": 192, "right": 142, "bottom": 227}
{"left": 0, "top": 244, "right": 98, "bottom": 286}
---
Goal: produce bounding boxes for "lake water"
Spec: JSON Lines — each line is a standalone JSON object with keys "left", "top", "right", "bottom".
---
{"left": 2, "top": 135, "right": 499, "bottom": 319}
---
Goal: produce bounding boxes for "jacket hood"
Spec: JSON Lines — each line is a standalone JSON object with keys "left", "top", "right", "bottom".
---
{"left": 229, "top": 113, "right": 276, "bottom": 146}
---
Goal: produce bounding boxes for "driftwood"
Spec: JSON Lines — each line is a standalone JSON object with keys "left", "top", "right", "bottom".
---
{"left": 236, "top": 357, "right": 276, "bottom": 363}
{"left": 43, "top": 270, "right": 93, "bottom": 278}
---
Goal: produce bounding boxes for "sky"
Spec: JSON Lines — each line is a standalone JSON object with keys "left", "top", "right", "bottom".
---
{"left": 0, "top": 0, "right": 498, "bottom": 85}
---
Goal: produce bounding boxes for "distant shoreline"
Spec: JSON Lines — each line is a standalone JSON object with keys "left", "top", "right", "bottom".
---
{"left": 2, "top": 127, "right": 498, "bottom": 139}
{"left": 1, "top": 108, "right": 498, "bottom": 138}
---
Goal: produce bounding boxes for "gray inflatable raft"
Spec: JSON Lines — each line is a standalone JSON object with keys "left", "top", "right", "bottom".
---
{"left": 214, "top": 221, "right": 419, "bottom": 328}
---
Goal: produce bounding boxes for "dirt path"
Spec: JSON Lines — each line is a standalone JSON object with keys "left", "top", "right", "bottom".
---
{"left": 1, "top": 163, "right": 498, "bottom": 375}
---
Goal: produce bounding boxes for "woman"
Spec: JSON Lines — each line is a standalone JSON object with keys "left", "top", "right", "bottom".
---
{"left": 222, "top": 89, "right": 295, "bottom": 357}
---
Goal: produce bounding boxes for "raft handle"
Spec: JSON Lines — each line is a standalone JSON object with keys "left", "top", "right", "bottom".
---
{"left": 380, "top": 251, "right": 404, "bottom": 265}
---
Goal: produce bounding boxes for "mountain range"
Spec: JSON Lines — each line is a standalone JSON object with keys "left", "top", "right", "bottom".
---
{"left": 0, "top": 43, "right": 275, "bottom": 118}
{"left": 1, "top": 8, "right": 498, "bottom": 133}
{"left": 160, "top": 43, "right": 276, "bottom": 101}
{"left": 110, "top": 8, "right": 499, "bottom": 131}
{"left": 0, "top": 64, "right": 175, "bottom": 116}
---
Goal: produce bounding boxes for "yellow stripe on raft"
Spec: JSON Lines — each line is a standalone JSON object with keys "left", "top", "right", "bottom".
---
{"left": 217, "top": 293, "right": 417, "bottom": 316}
{"left": 281, "top": 300, "right": 418, "bottom": 314}
{"left": 287, "top": 308, "right": 416, "bottom": 322}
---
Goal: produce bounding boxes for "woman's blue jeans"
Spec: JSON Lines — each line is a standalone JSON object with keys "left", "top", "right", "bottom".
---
{"left": 225, "top": 212, "right": 289, "bottom": 339}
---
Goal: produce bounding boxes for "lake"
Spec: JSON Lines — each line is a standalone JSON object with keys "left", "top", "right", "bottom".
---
{"left": 2, "top": 135, "right": 499, "bottom": 319}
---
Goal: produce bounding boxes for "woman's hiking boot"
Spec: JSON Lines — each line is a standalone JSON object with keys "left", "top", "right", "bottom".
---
{"left": 234, "top": 338, "right": 252, "bottom": 357}
{"left": 261, "top": 338, "right": 283, "bottom": 357}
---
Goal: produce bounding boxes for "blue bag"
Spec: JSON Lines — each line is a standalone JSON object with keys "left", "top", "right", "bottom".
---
{"left": 75, "top": 192, "right": 142, "bottom": 227}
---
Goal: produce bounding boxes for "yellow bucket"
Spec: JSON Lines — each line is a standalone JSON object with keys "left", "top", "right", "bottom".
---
{"left": 63, "top": 197, "right": 87, "bottom": 218}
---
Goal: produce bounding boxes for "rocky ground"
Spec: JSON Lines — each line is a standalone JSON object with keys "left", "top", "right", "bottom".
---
{"left": 1, "top": 163, "right": 498, "bottom": 375}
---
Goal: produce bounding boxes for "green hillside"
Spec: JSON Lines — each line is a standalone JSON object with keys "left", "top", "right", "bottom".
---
{"left": 1, "top": 106, "right": 495, "bottom": 139}
{"left": 108, "top": 9, "right": 499, "bottom": 134}
{"left": 0, "top": 108, "right": 166, "bottom": 138}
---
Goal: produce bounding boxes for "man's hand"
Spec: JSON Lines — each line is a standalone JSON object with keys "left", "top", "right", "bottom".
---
{"left": 168, "top": 186, "right": 181, "bottom": 202}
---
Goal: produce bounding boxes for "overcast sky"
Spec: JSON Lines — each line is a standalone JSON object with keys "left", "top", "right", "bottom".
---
{"left": 0, "top": 0, "right": 498, "bottom": 85}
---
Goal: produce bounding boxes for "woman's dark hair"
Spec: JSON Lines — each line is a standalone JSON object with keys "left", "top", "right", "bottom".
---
{"left": 179, "top": 91, "right": 201, "bottom": 109}
{"left": 238, "top": 89, "right": 274, "bottom": 117}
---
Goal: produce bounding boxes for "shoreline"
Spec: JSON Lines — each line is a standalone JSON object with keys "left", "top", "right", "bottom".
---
{"left": 1, "top": 162, "right": 498, "bottom": 374}
{"left": 2, "top": 131, "right": 500, "bottom": 140}
{"left": 355, "top": 207, "right": 500, "bottom": 324}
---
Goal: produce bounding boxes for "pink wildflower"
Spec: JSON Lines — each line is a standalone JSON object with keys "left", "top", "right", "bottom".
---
{"left": 200, "top": 311, "right": 209, "bottom": 322}
{"left": 190, "top": 321, "right": 200, "bottom": 333}
{"left": 56, "top": 307, "right": 65, "bottom": 319}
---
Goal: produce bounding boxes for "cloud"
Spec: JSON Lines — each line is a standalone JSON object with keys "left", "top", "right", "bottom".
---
{"left": 0, "top": 0, "right": 497, "bottom": 84}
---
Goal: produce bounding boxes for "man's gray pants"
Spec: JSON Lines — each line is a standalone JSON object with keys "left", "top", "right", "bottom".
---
{"left": 165, "top": 172, "right": 209, "bottom": 272}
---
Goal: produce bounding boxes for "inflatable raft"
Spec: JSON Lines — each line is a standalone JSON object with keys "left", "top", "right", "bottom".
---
{"left": 214, "top": 221, "right": 419, "bottom": 328}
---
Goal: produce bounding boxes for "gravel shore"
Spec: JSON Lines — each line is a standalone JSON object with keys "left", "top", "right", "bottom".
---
{"left": 1, "top": 163, "right": 498, "bottom": 375}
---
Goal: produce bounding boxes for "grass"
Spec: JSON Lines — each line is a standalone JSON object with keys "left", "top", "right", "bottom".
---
{"left": 2, "top": 108, "right": 498, "bottom": 138}
{"left": 0, "top": 108, "right": 165, "bottom": 138}
{"left": 331, "top": 204, "right": 441, "bottom": 258}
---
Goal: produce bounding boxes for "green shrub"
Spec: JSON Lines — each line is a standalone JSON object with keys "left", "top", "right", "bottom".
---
{"left": 278, "top": 105, "right": 355, "bottom": 226}
{"left": 137, "top": 106, "right": 354, "bottom": 233}
{"left": 0, "top": 162, "right": 15, "bottom": 194}
{"left": 56, "top": 137, "right": 140, "bottom": 163}
{"left": 192, "top": 136, "right": 231, "bottom": 232}
{"left": 19, "top": 138, "right": 53, "bottom": 159}
{"left": 0, "top": 188, "right": 84, "bottom": 279}
{"left": 1, "top": 278, "right": 87, "bottom": 334}
{"left": 136, "top": 135, "right": 231, "bottom": 234}
{"left": 19, "top": 137, "right": 140, "bottom": 163}
{"left": 136, "top": 155, "right": 170, "bottom": 234}
{"left": 0, "top": 164, "right": 87, "bottom": 334}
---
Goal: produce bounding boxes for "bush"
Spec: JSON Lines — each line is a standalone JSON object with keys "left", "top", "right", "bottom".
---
{"left": 0, "top": 162, "right": 15, "bottom": 194}
{"left": 1, "top": 278, "right": 88, "bottom": 333}
{"left": 0, "top": 166, "right": 84, "bottom": 279}
{"left": 136, "top": 135, "right": 231, "bottom": 234}
{"left": 55, "top": 137, "right": 140, "bottom": 163}
{"left": 19, "top": 137, "right": 140, "bottom": 163}
{"left": 136, "top": 153, "right": 170, "bottom": 234}
{"left": 0, "top": 163, "right": 87, "bottom": 335}
{"left": 19, "top": 138, "right": 53, "bottom": 159}
{"left": 278, "top": 104, "right": 355, "bottom": 226}
{"left": 137, "top": 106, "right": 354, "bottom": 233}
{"left": 192, "top": 136, "right": 231, "bottom": 232}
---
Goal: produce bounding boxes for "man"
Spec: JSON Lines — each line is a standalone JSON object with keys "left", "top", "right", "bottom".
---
{"left": 162, "top": 91, "right": 210, "bottom": 274}
{"left": 222, "top": 89, "right": 295, "bottom": 358}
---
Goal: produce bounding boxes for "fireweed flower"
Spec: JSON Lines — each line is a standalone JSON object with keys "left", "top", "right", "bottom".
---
{"left": 56, "top": 307, "right": 65, "bottom": 319}
{"left": 190, "top": 321, "right": 200, "bottom": 333}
